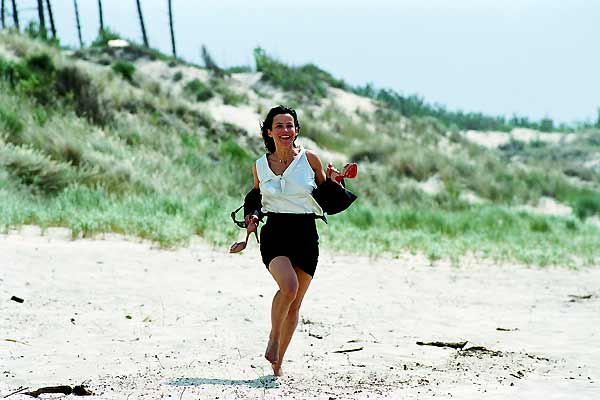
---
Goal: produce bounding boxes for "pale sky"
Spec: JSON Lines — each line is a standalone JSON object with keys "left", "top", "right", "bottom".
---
{"left": 10, "top": 0, "right": 600, "bottom": 124}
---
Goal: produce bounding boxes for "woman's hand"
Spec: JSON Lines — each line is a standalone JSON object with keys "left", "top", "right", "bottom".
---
{"left": 327, "top": 162, "right": 358, "bottom": 186}
{"left": 245, "top": 214, "right": 259, "bottom": 233}
{"left": 326, "top": 163, "right": 344, "bottom": 186}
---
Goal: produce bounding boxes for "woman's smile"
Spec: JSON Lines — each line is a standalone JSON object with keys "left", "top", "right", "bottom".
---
{"left": 269, "top": 114, "right": 298, "bottom": 147}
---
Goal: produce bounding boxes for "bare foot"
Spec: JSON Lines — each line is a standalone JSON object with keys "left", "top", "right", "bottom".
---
{"left": 271, "top": 362, "right": 284, "bottom": 377}
{"left": 264, "top": 336, "right": 279, "bottom": 364}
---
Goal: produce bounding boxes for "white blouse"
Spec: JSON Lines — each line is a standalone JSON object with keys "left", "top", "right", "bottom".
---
{"left": 256, "top": 147, "right": 324, "bottom": 216}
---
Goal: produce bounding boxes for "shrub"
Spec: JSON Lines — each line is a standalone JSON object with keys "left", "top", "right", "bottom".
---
{"left": 0, "top": 105, "right": 24, "bottom": 137}
{"left": 91, "top": 28, "right": 122, "bottom": 48}
{"left": 565, "top": 219, "right": 578, "bottom": 231}
{"left": 253, "top": 47, "right": 344, "bottom": 100}
{"left": 529, "top": 217, "right": 551, "bottom": 233}
{"left": 1, "top": 54, "right": 110, "bottom": 126}
{"left": 345, "top": 206, "right": 374, "bottom": 230}
{"left": 211, "top": 79, "right": 248, "bottom": 105}
{"left": 26, "top": 53, "right": 55, "bottom": 74}
{"left": 201, "top": 45, "right": 224, "bottom": 77}
{"left": 225, "top": 66, "right": 252, "bottom": 74}
{"left": 183, "top": 79, "right": 213, "bottom": 101}
{"left": 18, "top": 53, "right": 56, "bottom": 104}
{"left": 0, "top": 144, "right": 74, "bottom": 194}
{"left": 112, "top": 60, "right": 136, "bottom": 82}
{"left": 498, "top": 139, "right": 525, "bottom": 156}
{"left": 219, "top": 139, "right": 251, "bottom": 163}
{"left": 574, "top": 193, "right": 600, "bottom": 220}
{"left": 300, "top": 120, "right": 347, "bottom": 152}
{"left": 389, "top": 147, "right": 442, "bottom": 181}
{"left": 173, "top": 71, "right": 183, "bottom": 82}
{"left": 55, "top": 66, "right": 112, "bottom": 126}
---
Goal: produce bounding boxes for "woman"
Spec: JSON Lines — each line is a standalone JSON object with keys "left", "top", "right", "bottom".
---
{"left": 242, "top": 105, "right": 355, "bottom": 377}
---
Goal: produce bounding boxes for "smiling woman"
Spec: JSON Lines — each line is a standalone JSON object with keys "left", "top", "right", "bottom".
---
{"left": 230, "top": 104, "right": 357, "bottom": 377}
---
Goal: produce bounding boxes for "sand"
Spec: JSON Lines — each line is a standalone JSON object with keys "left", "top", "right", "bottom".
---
{"left": 462, "top": 128, "right": 576, "bottom": 150}
{"left": 1, "top": 226, "right": 599, "bottom": 399}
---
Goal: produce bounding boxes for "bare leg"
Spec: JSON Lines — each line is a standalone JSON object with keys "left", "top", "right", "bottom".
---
{"left": 271, "top": 267, "right": 312, "bottom": 376}
{"left": 265, "top": 257, "right": 298, "bottom": 365}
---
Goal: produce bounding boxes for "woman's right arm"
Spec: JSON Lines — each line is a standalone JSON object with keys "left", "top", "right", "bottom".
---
{"left": 252, "top": 161, "right": 259, "bottom": 189}
{"left": 245, "top": 162, "right": 260, "bottom": 230}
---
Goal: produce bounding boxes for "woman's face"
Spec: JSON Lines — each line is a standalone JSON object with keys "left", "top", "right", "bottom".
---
{"left": 268, "top": 113, "right": 298, "bottom": 149}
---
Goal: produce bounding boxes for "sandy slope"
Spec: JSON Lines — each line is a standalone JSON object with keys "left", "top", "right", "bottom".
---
{"left": 1, "top": 227, "right": 599, "bottom": 399}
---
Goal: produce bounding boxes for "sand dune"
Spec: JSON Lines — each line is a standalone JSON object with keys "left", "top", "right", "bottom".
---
{"left": 1, "top": 227, "right": 599, "bottom": 399}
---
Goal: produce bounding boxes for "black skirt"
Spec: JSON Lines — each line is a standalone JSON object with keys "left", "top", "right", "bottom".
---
{"left": 259, "top": 213, "right": 319, "bottom": 277}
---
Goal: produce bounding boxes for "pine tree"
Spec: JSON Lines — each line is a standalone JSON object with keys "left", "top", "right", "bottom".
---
{"left": 36, "top": 0, "right": 46, "bottom": 38}
{"left": 73, "top": 0, "right": 82, "bottom": 47}
{"left": 168, "top": 0, "right": 176, "bottom": 57}
{"left": 136, "top": 0, "right": 148, "bottom": 47}
{"left": 97, "top": 0, "right": 104, "bottom": 32}
{"left": 1, "top": 0, "right": 5, "bottom": 29}
{"left": 11, "top": 0, "right": 19, "bottom": 30}
{"left": 45, "top": 0, "right": 56, "bottom": 39}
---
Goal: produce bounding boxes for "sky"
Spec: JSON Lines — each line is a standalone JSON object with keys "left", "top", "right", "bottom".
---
{"left": 6, "top": 0, "right": 600, "bottom": 124}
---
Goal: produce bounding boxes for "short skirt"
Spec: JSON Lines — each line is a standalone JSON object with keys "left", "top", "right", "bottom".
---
{"left": 259, "top": 213, "right": 319, "bottom": 277}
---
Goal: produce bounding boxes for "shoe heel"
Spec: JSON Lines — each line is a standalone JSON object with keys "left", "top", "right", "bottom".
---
{"left": 343, "top": 163, "right": 358, "bottom": 179}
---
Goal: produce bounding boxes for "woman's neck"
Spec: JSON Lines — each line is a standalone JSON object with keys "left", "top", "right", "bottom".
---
{"left": 272, "top": 146, "right": 297, "bottom": 162}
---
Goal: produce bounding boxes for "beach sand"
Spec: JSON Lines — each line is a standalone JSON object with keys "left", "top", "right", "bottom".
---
{"left": 1, "top": 226, "right": 599, "bottom": 399}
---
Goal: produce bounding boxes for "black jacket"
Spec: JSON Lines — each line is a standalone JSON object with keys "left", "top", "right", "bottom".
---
{"left": 238, "top": 178, "right": 357, "bottom": 224}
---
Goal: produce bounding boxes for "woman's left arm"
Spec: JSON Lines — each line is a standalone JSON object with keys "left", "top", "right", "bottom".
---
{"left": 306, "top": 150, "right": 326, "bottom": 186}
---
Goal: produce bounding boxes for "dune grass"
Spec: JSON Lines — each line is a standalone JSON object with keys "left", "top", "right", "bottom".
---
{"left": 1, "top": 32, "right": 600, "bottom": 267}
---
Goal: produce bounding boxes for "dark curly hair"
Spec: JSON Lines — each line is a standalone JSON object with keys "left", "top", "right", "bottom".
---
{"left": 260, "top": 105, "right": 300, "bottom": 154}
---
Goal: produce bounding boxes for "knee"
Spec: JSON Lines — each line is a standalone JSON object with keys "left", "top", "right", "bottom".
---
{"left": 279, "top": 281, "right": 298, "bottom": 302}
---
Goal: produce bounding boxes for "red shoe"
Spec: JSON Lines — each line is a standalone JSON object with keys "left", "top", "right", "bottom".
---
{"left": 333, "top": 163, "right": 358, "bottom": 183}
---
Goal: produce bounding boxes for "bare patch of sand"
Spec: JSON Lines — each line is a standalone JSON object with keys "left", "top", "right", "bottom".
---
{"left": 511, "top": 128, "right": 576, "bottom": 145}
{"left": 587, "top": 216, "right": 600, "bottom": 229}
{"left": 460, "top": 190, "right": 486, "bottom": 205}
{"left": 516, "top": 196, "right": 573, "bottom": 218}
{"left": 0, "top": 42, "right": 19, "bottom": 62}
{"left": 462, "top": 128, "right": 577, "bottom": 149}
{"left": 204, "top": 102, "right": 261, "bottom": 134}
{"left": 416, "top": 175, "right": 443, "bottom": 195}
{"left": 327, "top": 87, "right": 377, "bottom": 116}
{"left": 135, "top": 60, "right": 210, "bottom": 98}
{"left": 2, "top": 227, "right": 598, "bottom": 399}
{"left": 584, "top": 156, "right": 600, "bottom": 170}
{"left": 462, "top": 130, "right": 510, "bottom": 149}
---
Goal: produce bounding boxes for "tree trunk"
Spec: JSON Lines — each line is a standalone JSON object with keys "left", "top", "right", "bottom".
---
{"left": 11, "top": 0, "right": 19, "bottom": 30}
{"left": 135, "top": 0, "right": 148, "bottom": 47}
{"left": 1, "top": 0, "right": 6, "bottom": 29}
{"left": 168, "top": 0, "right": 176, "bottom": 57}
{"left": 36, "top": 0, "right": 46, "bottom": 38}
{"left": 97, "top": 0, "right": 104, "bottom": 32}
{"left": 45, "top": 0, "right": 56, "bottom": 38}
{"left": 73, "top": 0, "right": 82, "bottom": 47}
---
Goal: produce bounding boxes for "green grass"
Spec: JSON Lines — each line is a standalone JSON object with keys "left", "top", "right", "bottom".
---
{"left": 2, "top": 32, "right": 600, "bottom": 267}
{"left": 254, "top": 47, "right": 345, "bottom": 101}
{"left": 0, "top": 186, "right": 240, "bottom": 247}
{"left": 112, "top": 60, "right": 136, "bottom": 82}
{"left": 321, "top": 203, "right": 600, "bottom": 267}
{"left": 183, "top": 79, "right": 213, "bottom": 101}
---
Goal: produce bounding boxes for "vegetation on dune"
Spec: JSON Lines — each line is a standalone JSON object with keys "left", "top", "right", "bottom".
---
{"left": 1, "top": 32, "right": 600, "bottom": 266}
{"left": 253, "top": 47, "right": 600, "bottom": 133}
{"left": 254, "top": 47, "right": 346, "bottom": 101}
